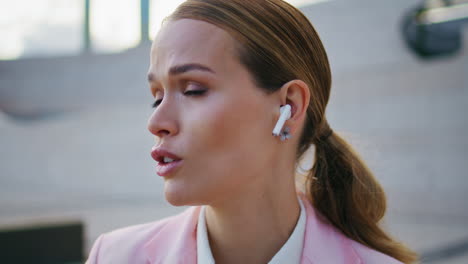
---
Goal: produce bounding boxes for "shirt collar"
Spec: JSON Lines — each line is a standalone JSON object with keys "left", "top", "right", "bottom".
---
{"left": 196, "top": 197, "right": 306, "bottom": 264}
{"left": 197, "top": 203, "right": 216, "bottom": 264}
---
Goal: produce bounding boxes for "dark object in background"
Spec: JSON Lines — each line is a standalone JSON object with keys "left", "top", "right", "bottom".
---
{"left": 0, "top": 221, "right": 83, "bottom": 264}
{"left": 402, "top": 0, "right": 468, "bottom": 58}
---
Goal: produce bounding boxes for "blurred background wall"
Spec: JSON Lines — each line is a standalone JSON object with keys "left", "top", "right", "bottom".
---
{"left": 0, "top": 0, "right": 467, "bottom": 263}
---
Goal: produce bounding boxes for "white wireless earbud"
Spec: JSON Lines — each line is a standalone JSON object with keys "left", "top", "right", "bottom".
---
{"left": 272, "top": 104, "right": 291, "bottom": 136}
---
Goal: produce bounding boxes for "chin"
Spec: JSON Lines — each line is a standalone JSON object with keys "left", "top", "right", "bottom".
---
{"left": 164, "top": 186, "right": 186, "bottom": 207}
{"left": 164, "top": 180, "right": 199, "bottom": 206}
{"left": 164, "top": 193, "right": 187, "bottom": 207}
{"left": 164, "top": 179, "right": 218, "bottom": 207}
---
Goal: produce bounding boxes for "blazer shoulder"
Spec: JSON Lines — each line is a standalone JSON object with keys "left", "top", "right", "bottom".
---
{"left": 350, "top": 240, "right": 403, "bottom": 264}
{"left": 299, "top": 194, "right": 403, "bottom": 264}
{"left": 100, "top": 213, "right": 176, "bottom": 242}
{"left": 86, "top": 208, "right": 192, "bottom": 264}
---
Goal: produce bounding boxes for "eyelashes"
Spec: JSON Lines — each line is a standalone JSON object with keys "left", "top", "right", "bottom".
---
{"left": 184, "top": 89, "right": 207, "bottom": 96}
{"left": 151, "top": 89, "right": 207, "bottom": 108}
{"left": 152, "top": 100, "right": 162, "bottom": 108}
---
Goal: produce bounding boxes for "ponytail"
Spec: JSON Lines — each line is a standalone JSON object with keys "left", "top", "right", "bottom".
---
{"left": 306, "top": 128, "right": 418, "bottom": 263}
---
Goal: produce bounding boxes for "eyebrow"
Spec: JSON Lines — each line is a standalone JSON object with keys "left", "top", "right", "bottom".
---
{"left": 147, "top": 63, "right": 215, "bottom": 83}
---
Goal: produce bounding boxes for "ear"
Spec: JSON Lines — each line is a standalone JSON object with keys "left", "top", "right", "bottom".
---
{"left": 278, "top": 80, "right": 310, "bottom": 135}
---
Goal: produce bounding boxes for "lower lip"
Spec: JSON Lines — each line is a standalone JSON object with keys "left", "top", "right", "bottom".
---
{"left": 156, "top": 160, "right": 183, "bottom": 177}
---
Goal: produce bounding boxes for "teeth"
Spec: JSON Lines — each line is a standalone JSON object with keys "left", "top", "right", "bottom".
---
{"left": 163, "top": 157, "right": 175, "bottom": 163}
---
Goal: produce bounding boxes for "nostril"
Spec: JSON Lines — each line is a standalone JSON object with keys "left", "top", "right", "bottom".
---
{"left": 147, "top": 113, "right": 178, "bottom": 137}
{"left": 147, "top": 119, "right": 168, "bottom": 137}
{"left": 156, "top": 129, "right": 170, "bottom": 137}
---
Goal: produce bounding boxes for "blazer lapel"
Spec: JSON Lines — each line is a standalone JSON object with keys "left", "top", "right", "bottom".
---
{"left": 143, "top": 206, "right": 200, "bottom": 264}
{"left": 142, "top": 195, "right": 362, "bottom": 264}
{"left": 299, "top": 194, "right": 362, "bottom": 264}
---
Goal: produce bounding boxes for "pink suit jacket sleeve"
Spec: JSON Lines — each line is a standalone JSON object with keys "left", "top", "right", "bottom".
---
{"left": 86, "top": 234, "right": 103, "bottom": 264}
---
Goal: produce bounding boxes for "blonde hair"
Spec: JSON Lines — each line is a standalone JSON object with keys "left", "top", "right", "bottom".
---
{"left": 168, "top": 0, "right": 417, "bottom": 263}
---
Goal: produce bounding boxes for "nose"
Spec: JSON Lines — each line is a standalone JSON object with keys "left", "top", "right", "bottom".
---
{"left": 147, "top": 99, "right": 179, "bottom": 139}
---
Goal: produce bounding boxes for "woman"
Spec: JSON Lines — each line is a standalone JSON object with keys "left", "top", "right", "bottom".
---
{"left": 86, "top": 0, "right": 417, "bottom": 263}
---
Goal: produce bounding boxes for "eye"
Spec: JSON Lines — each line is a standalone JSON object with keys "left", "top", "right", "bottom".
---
{"left": 151, "top": 84, "right": 207, "bottom": 108}
{"left": 184, "top": 90, "right": 206, "bottom": 96}
{"left": 184, "top": 82, "right": 207, "bottom": 96}
{"left": 151, "top": 99, "right": 162, "bottom": 108}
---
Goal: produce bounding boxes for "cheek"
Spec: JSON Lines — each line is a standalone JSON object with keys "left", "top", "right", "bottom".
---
{"left": 166, "top": 91, "right": 275, "bottom": 205}
{"left": 189, "top": 93, "right": 271, "bottom": 172}
{"left": 207, "top": 97, "right": 255, "bottom": 149}
{"left": 166, "top": 98, "right": 248, "bottom": 205}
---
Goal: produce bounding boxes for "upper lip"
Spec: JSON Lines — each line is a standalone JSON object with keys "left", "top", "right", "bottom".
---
{"left": 151, "top": 147, "right": 183, "bottom": 163}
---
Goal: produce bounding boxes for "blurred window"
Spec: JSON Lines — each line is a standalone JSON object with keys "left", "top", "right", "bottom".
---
{"left": 90, "top": 0, "right": 140, "bottom": 53}
{"left": 149, "top": 0, "right": 185, "bottom": 40}
{"left": 0, "top": 0, "right": 142, "bottom": 60}
{"left": 0, "top": 0, "right": 331, "bottom": 60}
{"left": 0, "top": 0, "right": 83, "bottom": 60}
{"left": 148, "top": 0, "right": 331, "bottom": 40}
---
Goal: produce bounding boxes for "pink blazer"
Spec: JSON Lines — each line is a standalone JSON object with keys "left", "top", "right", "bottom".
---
{"left": 86, "top": 194, "right": 402, "bottom": 264}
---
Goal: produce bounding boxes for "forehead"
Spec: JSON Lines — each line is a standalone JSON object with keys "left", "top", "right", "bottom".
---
{"left": 149, "top": 19, "right": 238, "bottom": 77}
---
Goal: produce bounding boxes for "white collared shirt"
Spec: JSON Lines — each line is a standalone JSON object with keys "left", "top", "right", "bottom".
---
{"left": 197, "top": 197, "right": 306, "bottom": 264}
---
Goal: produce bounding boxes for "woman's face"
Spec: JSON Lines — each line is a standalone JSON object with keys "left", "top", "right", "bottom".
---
{"left": 147, "top": 19, "right": 280, "bottom": 206}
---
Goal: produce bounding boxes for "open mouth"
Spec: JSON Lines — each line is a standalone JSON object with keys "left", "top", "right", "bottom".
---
{"left": 158, "top": 156, "right": 182, "bottom": 165}
{"left": 156, "top": 159, "right": 184, "bottom": 177}
{"left": 151, "top": 147, "right": 183, "bottom": 176}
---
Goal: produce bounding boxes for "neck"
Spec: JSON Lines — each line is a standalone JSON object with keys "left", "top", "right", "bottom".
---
{"left": 204, "top": 174, "right": 301, "bottom": 264}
